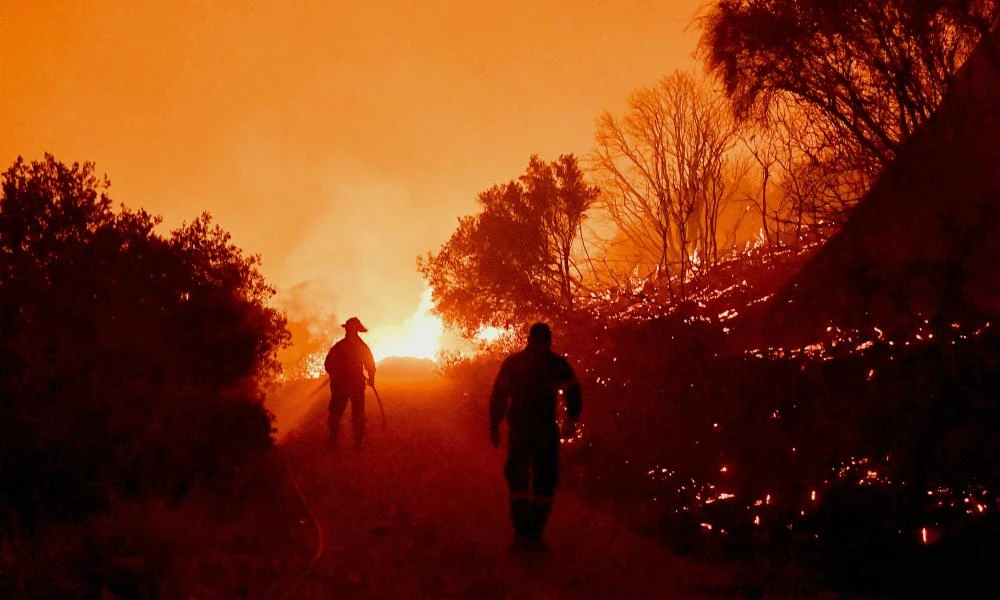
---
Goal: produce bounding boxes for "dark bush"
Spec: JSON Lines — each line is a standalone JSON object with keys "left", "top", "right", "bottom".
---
{"left": 0, "top": 155, "right": 290, "bottom": 529}
{"left": 447, "top": 263, "right": 1000, "bottom": 595}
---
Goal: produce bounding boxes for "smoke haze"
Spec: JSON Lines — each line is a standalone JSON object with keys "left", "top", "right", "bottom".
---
{"left": 0, "top": 0, "right": 701, "bottom": 362}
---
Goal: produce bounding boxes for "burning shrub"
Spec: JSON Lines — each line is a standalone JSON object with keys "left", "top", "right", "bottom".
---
{"left": 443, "top": 236, "right": 1000, "bottom": 594}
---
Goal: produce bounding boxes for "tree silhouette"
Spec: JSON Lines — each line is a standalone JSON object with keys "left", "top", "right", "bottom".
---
{"left": 419, "top": 154, "right": 598, "bottom": 336}
{"left": 0, "top": 155, "right": 290, "bottom": 525}
{"left": 699, "top": 0, "right": 998, "bottom": 178}
{"left": 592, "top": 70, "right": 744, "bottom": 298}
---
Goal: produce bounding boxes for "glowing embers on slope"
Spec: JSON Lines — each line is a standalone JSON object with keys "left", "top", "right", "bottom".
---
{"left": 836, "top": 455, "right": 895, "bottom": 487}
{"left": 746, "top": 320, "right": 993, "bottom": 362}
{"left": 579, "top": 236, "right": 995, "bottom": 541}
{"left": 645, "top": 466, "right": 737, "bottom": 515}
{"left": 559, "top": 421, "right": 585, "bottom": 446}
{"left": 648, "top": 449, "right": 1000, "bottom": 538}
{"left": 581, "top": 240, "right": 815, "bottom": 325}
{"left": 926, "top": 484, "right": 997, "bottom": 516}
{"left": 555, "top": 388, "right": 586, "bottom": 447}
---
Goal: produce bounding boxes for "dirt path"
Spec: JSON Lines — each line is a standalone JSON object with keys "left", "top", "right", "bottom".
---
{"left": 272, "top": 376, "right": 738, "bottom": 599}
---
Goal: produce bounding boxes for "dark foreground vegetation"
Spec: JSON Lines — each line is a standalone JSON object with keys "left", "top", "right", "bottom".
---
{"left": 432, "top": 5, "right": 1000, "bottom": 597}
{"left": 0, "top": 156, "right": 301, "bottom": 595}
{"left": 446, "top": 245, "right": 1000, "bottom": 598}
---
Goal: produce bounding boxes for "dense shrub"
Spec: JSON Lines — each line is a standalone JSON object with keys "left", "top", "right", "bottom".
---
{"left": 0, "top": 156, "right": 290, "bottom": 529}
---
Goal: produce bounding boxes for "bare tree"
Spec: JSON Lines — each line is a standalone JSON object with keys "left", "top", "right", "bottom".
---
{"left": 741, "top": 127, "right": 778, "bottom": 251}
{"left": 740, "top": 99, "right": 876, "bottom": 246}
{"left": 592, "top": 70, "right": 743, "bottom": 299}
{"left": 593, "top": 95, "right": 677, "bottom": 296}
{"left": 701, "top": 151, "right": 751, "bottom": 266}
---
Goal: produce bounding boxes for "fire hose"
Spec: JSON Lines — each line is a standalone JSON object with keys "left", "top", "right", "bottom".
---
{"left": 369, "top": 383, "right": 386, "bottom": 431}
{"left": 312, "top": 376, "right": 386, "bottom": 431}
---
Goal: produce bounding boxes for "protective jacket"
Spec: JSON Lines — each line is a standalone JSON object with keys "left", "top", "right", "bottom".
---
{"left": 324, "top": 334, "right": 376, "bottom": 395}
{"left": 489, "top": 345, "right": 582, "bottom": 435}
{"left": 490, "top": 341, "right": 582, "bottom": 546}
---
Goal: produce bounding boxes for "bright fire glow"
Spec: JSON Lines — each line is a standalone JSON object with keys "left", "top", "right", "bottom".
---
{"left": 476, "top": 326, "right": 507, "bottom": 343}
{"left": 369, "top": 288, "right": 443, "bottom": 362}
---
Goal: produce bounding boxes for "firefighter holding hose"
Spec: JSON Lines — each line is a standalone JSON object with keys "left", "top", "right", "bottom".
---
{"left": 324, "top": 317, "right": 377, "bottom": 451}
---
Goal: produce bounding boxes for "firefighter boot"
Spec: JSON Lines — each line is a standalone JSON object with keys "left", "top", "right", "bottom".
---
{"left": 530, "top": 498, "right": 552, "bottom": 553}
{"left": 327, "top": 412, "right": 340, "bottom": 448}
{"left": 509, "top": 498, "right": 534, "bottom": 552}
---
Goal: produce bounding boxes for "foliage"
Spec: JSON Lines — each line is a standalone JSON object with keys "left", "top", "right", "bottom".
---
{"left": 419, "top": 154, "right": 598, "bottom": 336}
{"left": 0, "top": 155, "right": 291, "bottom": 527}
{"left": 740, "top": 100, "right": 867, "bottom": 246}
{"left": 698, "top": 0, "right": 999, "bottom": 176}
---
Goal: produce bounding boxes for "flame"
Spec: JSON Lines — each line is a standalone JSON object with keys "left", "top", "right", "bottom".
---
{"left": 476, "top": 326, "right": 507, "bottom": 343}
{"left": 369, "top": 287, "right": 443, "bottom": 362}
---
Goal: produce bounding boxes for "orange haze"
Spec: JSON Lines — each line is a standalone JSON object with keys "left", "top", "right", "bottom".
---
{"left": 0, "top": 0, "right": 700, "bottom": 366}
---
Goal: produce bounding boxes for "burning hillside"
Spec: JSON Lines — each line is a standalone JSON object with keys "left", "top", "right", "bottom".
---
{"left": 444, "top": 28, "right": 1000, "bottom": 596}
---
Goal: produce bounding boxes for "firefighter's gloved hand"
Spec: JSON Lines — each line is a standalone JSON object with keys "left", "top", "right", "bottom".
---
{"left": 489, "top": 426, "right": 501, "bottom": 448}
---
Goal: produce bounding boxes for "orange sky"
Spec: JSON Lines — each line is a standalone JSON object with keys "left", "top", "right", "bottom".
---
{"left": 1, "top": 0, "right": 702, "bottom": 358}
